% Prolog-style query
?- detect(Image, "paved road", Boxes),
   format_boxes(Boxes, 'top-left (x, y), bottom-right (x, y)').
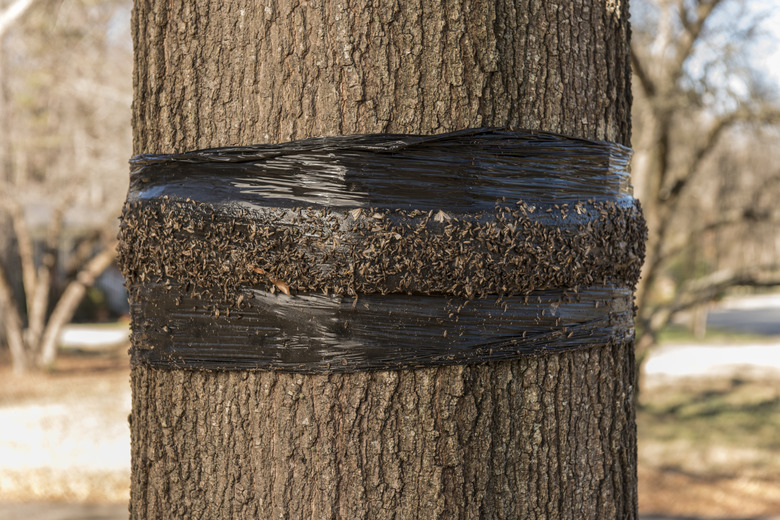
top-left (644, 294), bottom-right (780, 383)
top-left (708, 305), bottom-right (780, 336)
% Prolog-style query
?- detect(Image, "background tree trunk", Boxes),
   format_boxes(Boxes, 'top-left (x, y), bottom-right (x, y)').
top-left (130, 1), bottom-right (635, 518)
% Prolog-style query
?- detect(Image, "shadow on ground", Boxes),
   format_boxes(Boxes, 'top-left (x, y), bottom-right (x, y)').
top-left (0, 502), bottom-right (127, 520)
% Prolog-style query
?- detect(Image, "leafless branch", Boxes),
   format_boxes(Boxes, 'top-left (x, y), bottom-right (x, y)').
top-left (662, 107), bottom-right (780, 208)
top-left (659, 110), bottom-right (741, 203)
top-left (658, 214), bottom-right (780, 266)
top-left (639, 265), bottom-right (780, 354)
top-left (673, 266), bottom-right (780, 314)
top-left (7, 200), bottom-right (37, 319)
top-left (669, 0), bottom-right (725, 86)
top-left (677, 0), bottom-right (693, 33)
top-left (38, 241), bottom-right (118, 367)
top-left (26, 200), bottom-right (70, 352)
top-left (630, 47), bottom-right (656, 98)
top-left (0, 261), bottom-right (28, 372)
top-left (0, 0), bottom-right (36, 39)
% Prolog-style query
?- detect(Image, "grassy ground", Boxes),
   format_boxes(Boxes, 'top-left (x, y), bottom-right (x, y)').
top-left (657, 323), bottom-right (776, 345)
top-left (637, 377), bottom-right (780, 517)
top-left (1, 346), bottom-right (779, 517)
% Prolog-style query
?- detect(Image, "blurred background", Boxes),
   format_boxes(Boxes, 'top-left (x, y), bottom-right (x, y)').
top-left (0, 0), bottom-right (779, 518)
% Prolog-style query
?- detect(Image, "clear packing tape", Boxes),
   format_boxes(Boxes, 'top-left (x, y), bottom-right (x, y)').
top-left (119, 128), bottom-right (647, 372)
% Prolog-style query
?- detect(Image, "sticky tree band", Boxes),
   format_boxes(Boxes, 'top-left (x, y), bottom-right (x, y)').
top-left (118, 128), bottom-right (646, 372)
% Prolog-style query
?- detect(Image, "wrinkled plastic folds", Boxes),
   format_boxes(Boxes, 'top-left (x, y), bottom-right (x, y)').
top-left (130, 128), bottom-right (634, 211)
top-left (131, 284), bottom-right (634, 372)
top-left (119, 128), bottom-right (646, 372)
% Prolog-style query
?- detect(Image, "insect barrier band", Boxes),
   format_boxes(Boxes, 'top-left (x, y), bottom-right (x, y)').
top-left (118, 128), bottom-right (647, 372)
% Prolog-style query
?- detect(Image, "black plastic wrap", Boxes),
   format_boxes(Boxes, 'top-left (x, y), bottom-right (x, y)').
top-left (132, 285), bottom-right (634, 372)
top-left (129, 128), bottom-right (634, 211)
top-left (119, 128), bottom-right (647, 372)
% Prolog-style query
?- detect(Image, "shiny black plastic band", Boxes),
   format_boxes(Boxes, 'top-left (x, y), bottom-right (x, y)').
top-left (130, 284), bottom-right (634, 372)
top-left (129, 128), bottom-right (633, 210)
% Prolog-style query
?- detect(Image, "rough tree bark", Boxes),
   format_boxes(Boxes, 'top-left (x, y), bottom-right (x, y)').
top-left (130, 1), bottom-right (635, 518)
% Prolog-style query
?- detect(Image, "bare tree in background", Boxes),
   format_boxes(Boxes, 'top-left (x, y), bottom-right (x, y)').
top-left (0, 0), bottom-right (131, 372)
top-left (631, 0), bottom-right (780, 374)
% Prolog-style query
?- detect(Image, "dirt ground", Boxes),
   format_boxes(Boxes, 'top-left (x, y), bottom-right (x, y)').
top-left (637, 376), bottom-right (780, 518)
top-left (1, 350), bottom-right (779, 518)
top-left (639, 465), bottom-right (780, 518)
top-left (0, 351), bottom-right (131, 504)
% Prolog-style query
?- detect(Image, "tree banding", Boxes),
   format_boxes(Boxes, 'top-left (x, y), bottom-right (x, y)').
top-left (120, 131), bottom-right (645, 371)
top-left (123, 1), bottom-right (643, 518)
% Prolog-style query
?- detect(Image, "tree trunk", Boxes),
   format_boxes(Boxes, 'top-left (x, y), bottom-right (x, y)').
top-left (0, 265), bottom-right (28, 373)
top-left (130, 1), bottom-right (635, 518)
top-left (37, 245), bottom-right (118, 368)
